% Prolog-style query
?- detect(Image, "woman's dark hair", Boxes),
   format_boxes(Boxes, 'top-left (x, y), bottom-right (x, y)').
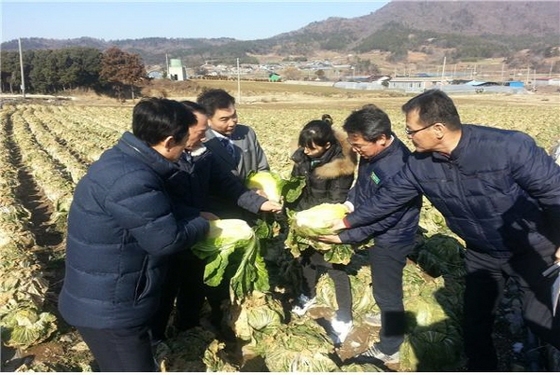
top-left (298, 114), bottom-right (337, 149)
top-left (132, 97), bottom-right (196, 146)
top-left (401, 89), bottom-right (462, 130)
top-left (343, 104), bottom-right (392, 142)
top-left (196, 88), bottom-right (235, 117)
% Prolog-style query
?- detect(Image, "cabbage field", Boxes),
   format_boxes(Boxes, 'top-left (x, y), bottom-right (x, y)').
top-left (1, 91), bottom-right (559, 371)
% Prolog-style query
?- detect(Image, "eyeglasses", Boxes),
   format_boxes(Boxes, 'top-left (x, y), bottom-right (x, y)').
top-left (405, 122), bottom-right (438, 136)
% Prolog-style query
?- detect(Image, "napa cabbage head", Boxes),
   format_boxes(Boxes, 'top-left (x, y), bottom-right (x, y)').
top-left (293, 203), bottom-right (349, 237)
top-left (192, 219), bottom-right (255, 286)
top-left (246, 171), bottom-right (283, 203)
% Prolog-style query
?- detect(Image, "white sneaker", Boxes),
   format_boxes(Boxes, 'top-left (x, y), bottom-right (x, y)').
top-left (330, 317), bottom-right (353, 345)
top-left (292, 294), bottom-right (316, 316)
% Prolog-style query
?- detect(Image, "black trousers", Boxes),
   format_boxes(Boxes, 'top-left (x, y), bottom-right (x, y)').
top-left (369, 242), bottom-right (413, 355)
top-left (151, 250), bottom-right (206, 340)
top-left (463, 247), bottom-right (560, 371)
top-left (77, 324), bottom-right (159, 372)
top-left (300, 248), bottom-right (353, 322)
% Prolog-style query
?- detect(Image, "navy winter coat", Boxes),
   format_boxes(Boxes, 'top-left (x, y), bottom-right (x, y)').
top-left (339, 135), bottom-right (421, 246)
top-left (58, 132), bottom-right (209, 330)
top-left (345, 125), bottom-right (560, 255)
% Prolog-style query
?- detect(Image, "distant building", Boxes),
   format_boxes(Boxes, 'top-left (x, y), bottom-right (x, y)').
top-left (168, 58), bottom-right (187, 81)
top-left (147, 70), bottom-right (163, 79)
top-left (387, 77), bottom-right (435, 93)
top-left (268, 73), bottom-right (281, 82)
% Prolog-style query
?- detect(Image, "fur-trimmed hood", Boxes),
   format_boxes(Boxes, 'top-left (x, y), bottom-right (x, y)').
top-left (291, 129), bottom-right (357, 179)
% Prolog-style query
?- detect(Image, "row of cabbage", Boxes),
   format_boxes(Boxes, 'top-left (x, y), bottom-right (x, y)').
top-left (0, 107), bottom-right (58, 351)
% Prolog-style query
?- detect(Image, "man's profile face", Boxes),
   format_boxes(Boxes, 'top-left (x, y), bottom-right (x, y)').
top-left (208, 104), bottom-right (238, 136)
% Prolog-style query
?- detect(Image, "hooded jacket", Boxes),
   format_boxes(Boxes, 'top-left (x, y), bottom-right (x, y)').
top-left (58, 132), bottom-right (209, 330)
top-left (288, 130), bottom-right (357, 211)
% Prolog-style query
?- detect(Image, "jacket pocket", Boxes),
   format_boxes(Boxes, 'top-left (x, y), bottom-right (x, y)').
top-left (133, 257), bottom-right (151, 305)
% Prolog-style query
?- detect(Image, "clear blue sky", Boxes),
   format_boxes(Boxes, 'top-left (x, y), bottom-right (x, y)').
top-left (1, 1), bottom-right (389, 42)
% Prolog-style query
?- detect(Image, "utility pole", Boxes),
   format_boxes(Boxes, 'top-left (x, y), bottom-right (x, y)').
top-left (236, 58), bottom-right (241, 104)
top-left (18, 38), bottom-right (26, 98)
top-left (441, 56), bottom-right (446, 83)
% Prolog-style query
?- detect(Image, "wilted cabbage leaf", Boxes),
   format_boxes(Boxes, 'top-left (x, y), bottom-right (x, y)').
top-left (1, 308), bottom-right (57, 349)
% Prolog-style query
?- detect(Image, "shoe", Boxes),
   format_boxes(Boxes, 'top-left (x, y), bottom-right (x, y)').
top-left (330, 318), bottom-right (353, 345)
top-left (364, 313), bottom-right (382, 327)
top-left (354, 343), bottom-right (400, 365)
top-left (292, 294), bottom-right (316, 316)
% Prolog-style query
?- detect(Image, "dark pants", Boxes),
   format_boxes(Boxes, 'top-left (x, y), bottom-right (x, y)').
top-left (463, 248), bottom-right (560, 371)
top-left (300, 248), bottom-right (353, 322)
top-left (151, 250), bottom-right (206, 340)
top-left (77, 325), bottom-right (159, 372)
top-left (369, 242), bottom-right (413, 355)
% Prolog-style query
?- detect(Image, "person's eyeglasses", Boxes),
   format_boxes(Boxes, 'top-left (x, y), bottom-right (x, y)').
top-left (405, 122), bottom-right (438, 136)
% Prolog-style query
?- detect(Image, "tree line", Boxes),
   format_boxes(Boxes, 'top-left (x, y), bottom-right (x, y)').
top-left (0, 47), bottom-right (147, 99)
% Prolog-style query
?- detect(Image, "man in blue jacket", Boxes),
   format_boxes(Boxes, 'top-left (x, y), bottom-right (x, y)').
top-left (329, 89), bottom-right (560, 371)
top-left (58, 98), bottom-right (213, 371)
top-left (320, 104), bottom-right (421, 365)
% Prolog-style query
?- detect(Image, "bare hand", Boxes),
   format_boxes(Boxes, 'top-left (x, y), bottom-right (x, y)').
top-left (556, 246), bottom-right (560, 263)
top-left (328, 218), bottom-right (347, 232)
top-left (254, 189), bottom-right (269, 199)
top-left (260, 200), bottom-right (283, 213)
top-left (200, 211), bottom-right (220, 221)
top-left (317, 234), bottom-right (342, 243)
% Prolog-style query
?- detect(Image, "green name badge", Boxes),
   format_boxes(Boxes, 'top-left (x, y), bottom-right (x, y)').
top-left (370, 171), bottom-right (381, 184)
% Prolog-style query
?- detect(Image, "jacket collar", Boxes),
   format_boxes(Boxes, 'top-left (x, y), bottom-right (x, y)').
top-left (117, 131), bottom-right (179, 178)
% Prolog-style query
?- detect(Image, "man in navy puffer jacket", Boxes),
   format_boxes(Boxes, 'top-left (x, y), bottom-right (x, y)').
top-left (58, 98), bottom-right (211, 371)
top-left (319, 104), bottom-right (421, 364)
top-left (329, 89), bottom-right (560, 371)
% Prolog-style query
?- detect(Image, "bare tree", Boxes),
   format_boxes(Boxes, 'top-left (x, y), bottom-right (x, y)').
top-left (100, 47), bottom-right (147, 100)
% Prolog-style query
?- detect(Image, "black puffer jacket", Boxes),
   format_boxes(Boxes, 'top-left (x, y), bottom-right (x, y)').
top-left (288, 131), bottom-right (357, 211)
top-left (167, 148), bottom-right (267, 219)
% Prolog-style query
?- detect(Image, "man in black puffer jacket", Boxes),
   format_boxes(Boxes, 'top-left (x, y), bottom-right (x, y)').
top-left (58, 98), bottom-right (211, 372)
top-left (329, 89), bottom-right (560, 371)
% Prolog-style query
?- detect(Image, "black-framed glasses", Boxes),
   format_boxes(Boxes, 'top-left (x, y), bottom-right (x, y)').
top-left (405, 122), bottom-right (438, 136)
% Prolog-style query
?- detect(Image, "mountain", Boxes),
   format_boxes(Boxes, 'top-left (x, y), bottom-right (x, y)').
top-left (292, 1), bottom-right (559, 40)
top-left (2, 1), bottom-right (558, 67)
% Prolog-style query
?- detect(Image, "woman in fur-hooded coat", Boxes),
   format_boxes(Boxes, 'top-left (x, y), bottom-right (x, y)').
top-left (289, 129), bottom-right (357, 211)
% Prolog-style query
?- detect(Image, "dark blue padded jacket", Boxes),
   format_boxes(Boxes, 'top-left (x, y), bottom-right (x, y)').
top-left (339, 135), bottom-right (421, 246)
top-left (58, 132), bottom-right (209, 330)
top-left (345, 125), bottom-right (560, 255)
